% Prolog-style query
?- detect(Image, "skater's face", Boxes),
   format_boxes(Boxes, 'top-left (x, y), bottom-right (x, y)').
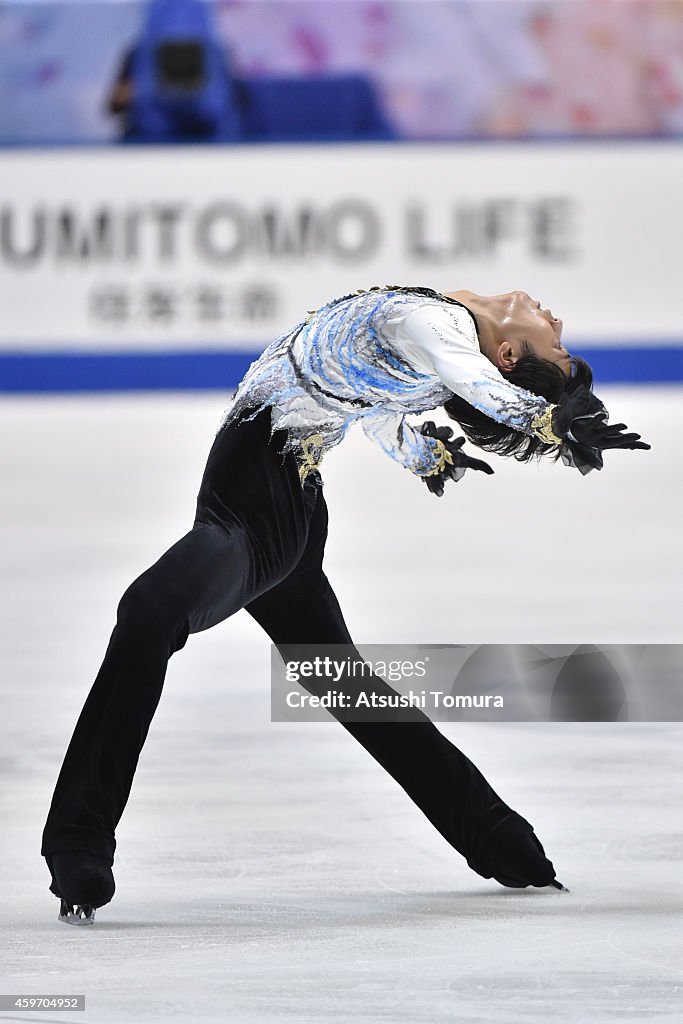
top-left (496, 291), bottom-right (571, 376)
top-left (450, 289), bottom-right (572, 378)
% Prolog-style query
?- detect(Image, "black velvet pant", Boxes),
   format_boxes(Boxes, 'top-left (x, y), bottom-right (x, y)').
top-left (41, 410), bottom-right (519, 879)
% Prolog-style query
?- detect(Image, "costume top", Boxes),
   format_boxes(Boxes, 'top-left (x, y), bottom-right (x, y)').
top-left (219, 286), bottom-right (555, 481)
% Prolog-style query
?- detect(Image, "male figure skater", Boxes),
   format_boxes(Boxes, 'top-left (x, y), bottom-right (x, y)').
top-left (42, 286), bottom-right (649, 923)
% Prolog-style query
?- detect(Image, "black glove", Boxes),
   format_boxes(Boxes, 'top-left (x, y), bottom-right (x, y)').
top-left (551, 386), bottom-right (651, 475)
top-left (420, 421), bottom-right (494, 497)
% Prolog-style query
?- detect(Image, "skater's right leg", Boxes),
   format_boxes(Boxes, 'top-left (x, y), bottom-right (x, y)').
top-left (247, 489), bottom-right (559, 889)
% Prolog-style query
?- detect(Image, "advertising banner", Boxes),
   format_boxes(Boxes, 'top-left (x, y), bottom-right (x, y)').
top-left (2, 143), bottom-right (682, 354)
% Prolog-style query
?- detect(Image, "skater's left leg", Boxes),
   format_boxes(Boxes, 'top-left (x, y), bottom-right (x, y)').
top-left (246, 491), bottom-right (558, 888)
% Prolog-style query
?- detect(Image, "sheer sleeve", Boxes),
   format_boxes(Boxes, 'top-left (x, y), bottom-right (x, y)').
top-left (361, 410), bottom-right (448, 476)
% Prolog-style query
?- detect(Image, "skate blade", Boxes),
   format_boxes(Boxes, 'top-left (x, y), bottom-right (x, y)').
top-left (59, 899), bottom-right (96, 925)
top-left (550, 879), bottom-right (570, 893)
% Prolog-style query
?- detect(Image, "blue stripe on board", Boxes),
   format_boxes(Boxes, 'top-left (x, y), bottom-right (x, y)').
top-left (0, 346), bottom-right (681, 393)
top-left (577, 346), bottom-right (683, 384)
top-left (0, 350), bottom-right (257, 393)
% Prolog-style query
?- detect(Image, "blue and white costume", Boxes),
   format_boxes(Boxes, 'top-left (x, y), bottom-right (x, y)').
top-left (221, 286), bottom-right (554, 480)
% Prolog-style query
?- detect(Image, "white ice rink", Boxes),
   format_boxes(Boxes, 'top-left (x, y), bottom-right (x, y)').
top-left (1, 388), bottom-right (682, 1024)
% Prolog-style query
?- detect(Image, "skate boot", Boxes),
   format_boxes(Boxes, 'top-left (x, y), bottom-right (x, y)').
top-left (470, 812), bottom-right (569, 891)
top-left (47, 851), bottom-right (116, 925)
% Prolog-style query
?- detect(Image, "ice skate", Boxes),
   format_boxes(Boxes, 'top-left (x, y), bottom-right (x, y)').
top-left (471, 812), bottom-right (567, 891)
top-left (47, 851), bottom-right (115, 926)
top-left (58, 900), bottom-right (98, 926)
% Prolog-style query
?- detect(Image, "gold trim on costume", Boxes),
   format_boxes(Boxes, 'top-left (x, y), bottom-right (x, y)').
top-left (531, 405), bottom-right (562, 445)
top-left (420, 439), bottom-right (454, 477)
top-left (299, 433), bottom-right (325, 482)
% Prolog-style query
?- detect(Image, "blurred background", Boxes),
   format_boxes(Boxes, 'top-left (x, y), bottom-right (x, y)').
top-left (4, 0), bottom-right (683, 144)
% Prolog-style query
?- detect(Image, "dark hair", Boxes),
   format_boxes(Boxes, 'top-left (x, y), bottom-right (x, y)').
top-left (443, 352), bottom-right (594, 463)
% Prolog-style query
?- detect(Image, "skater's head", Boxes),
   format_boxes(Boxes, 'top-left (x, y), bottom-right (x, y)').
top-left (443, 289), bottom-right (594, 463)
top-left (447, 289), bottom-right (572, 377)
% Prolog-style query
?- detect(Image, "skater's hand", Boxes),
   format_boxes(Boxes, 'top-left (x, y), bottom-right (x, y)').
top-left (551, 387), bottom-right (651, 475)
top-left (420, 421), bottom-right (494, 497)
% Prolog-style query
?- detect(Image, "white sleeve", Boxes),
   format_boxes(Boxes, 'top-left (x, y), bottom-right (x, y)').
top-left (395, 303), bottom-right (554, 438)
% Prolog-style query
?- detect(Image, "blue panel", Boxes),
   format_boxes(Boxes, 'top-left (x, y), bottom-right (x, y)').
top-left (0, 345), bottom-right (681, 393)
top-left (0, 350), bottom-right (257, 392)
top-left (576, 346), bottom-right (683, 384)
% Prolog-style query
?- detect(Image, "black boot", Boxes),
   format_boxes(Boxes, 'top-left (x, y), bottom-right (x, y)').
top-left (47, 851), bottom-right (115, 924)
top-left (470, 812), bottom-right (560, 889)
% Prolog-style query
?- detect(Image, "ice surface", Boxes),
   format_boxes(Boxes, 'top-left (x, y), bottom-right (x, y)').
top-left (1, 390), bottom-right (681, 1023)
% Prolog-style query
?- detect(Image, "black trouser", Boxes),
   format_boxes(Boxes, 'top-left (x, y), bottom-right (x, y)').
top-left (42, 410), bottom-right (516, 877)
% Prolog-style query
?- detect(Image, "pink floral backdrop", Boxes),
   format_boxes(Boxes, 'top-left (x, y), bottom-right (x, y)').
top-left (2, 0), bottom-right (683, 142)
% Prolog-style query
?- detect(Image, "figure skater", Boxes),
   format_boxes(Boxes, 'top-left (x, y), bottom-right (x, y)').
top-left (42, 285), bottom-right (649, 923)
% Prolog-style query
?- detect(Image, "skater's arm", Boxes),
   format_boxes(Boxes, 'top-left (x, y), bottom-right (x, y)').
top-left (397, 304), bottom-right (556, 441)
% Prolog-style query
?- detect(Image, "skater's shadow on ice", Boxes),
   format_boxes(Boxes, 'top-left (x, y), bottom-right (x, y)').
top-left (84, 888), bottom-right (571, 931)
